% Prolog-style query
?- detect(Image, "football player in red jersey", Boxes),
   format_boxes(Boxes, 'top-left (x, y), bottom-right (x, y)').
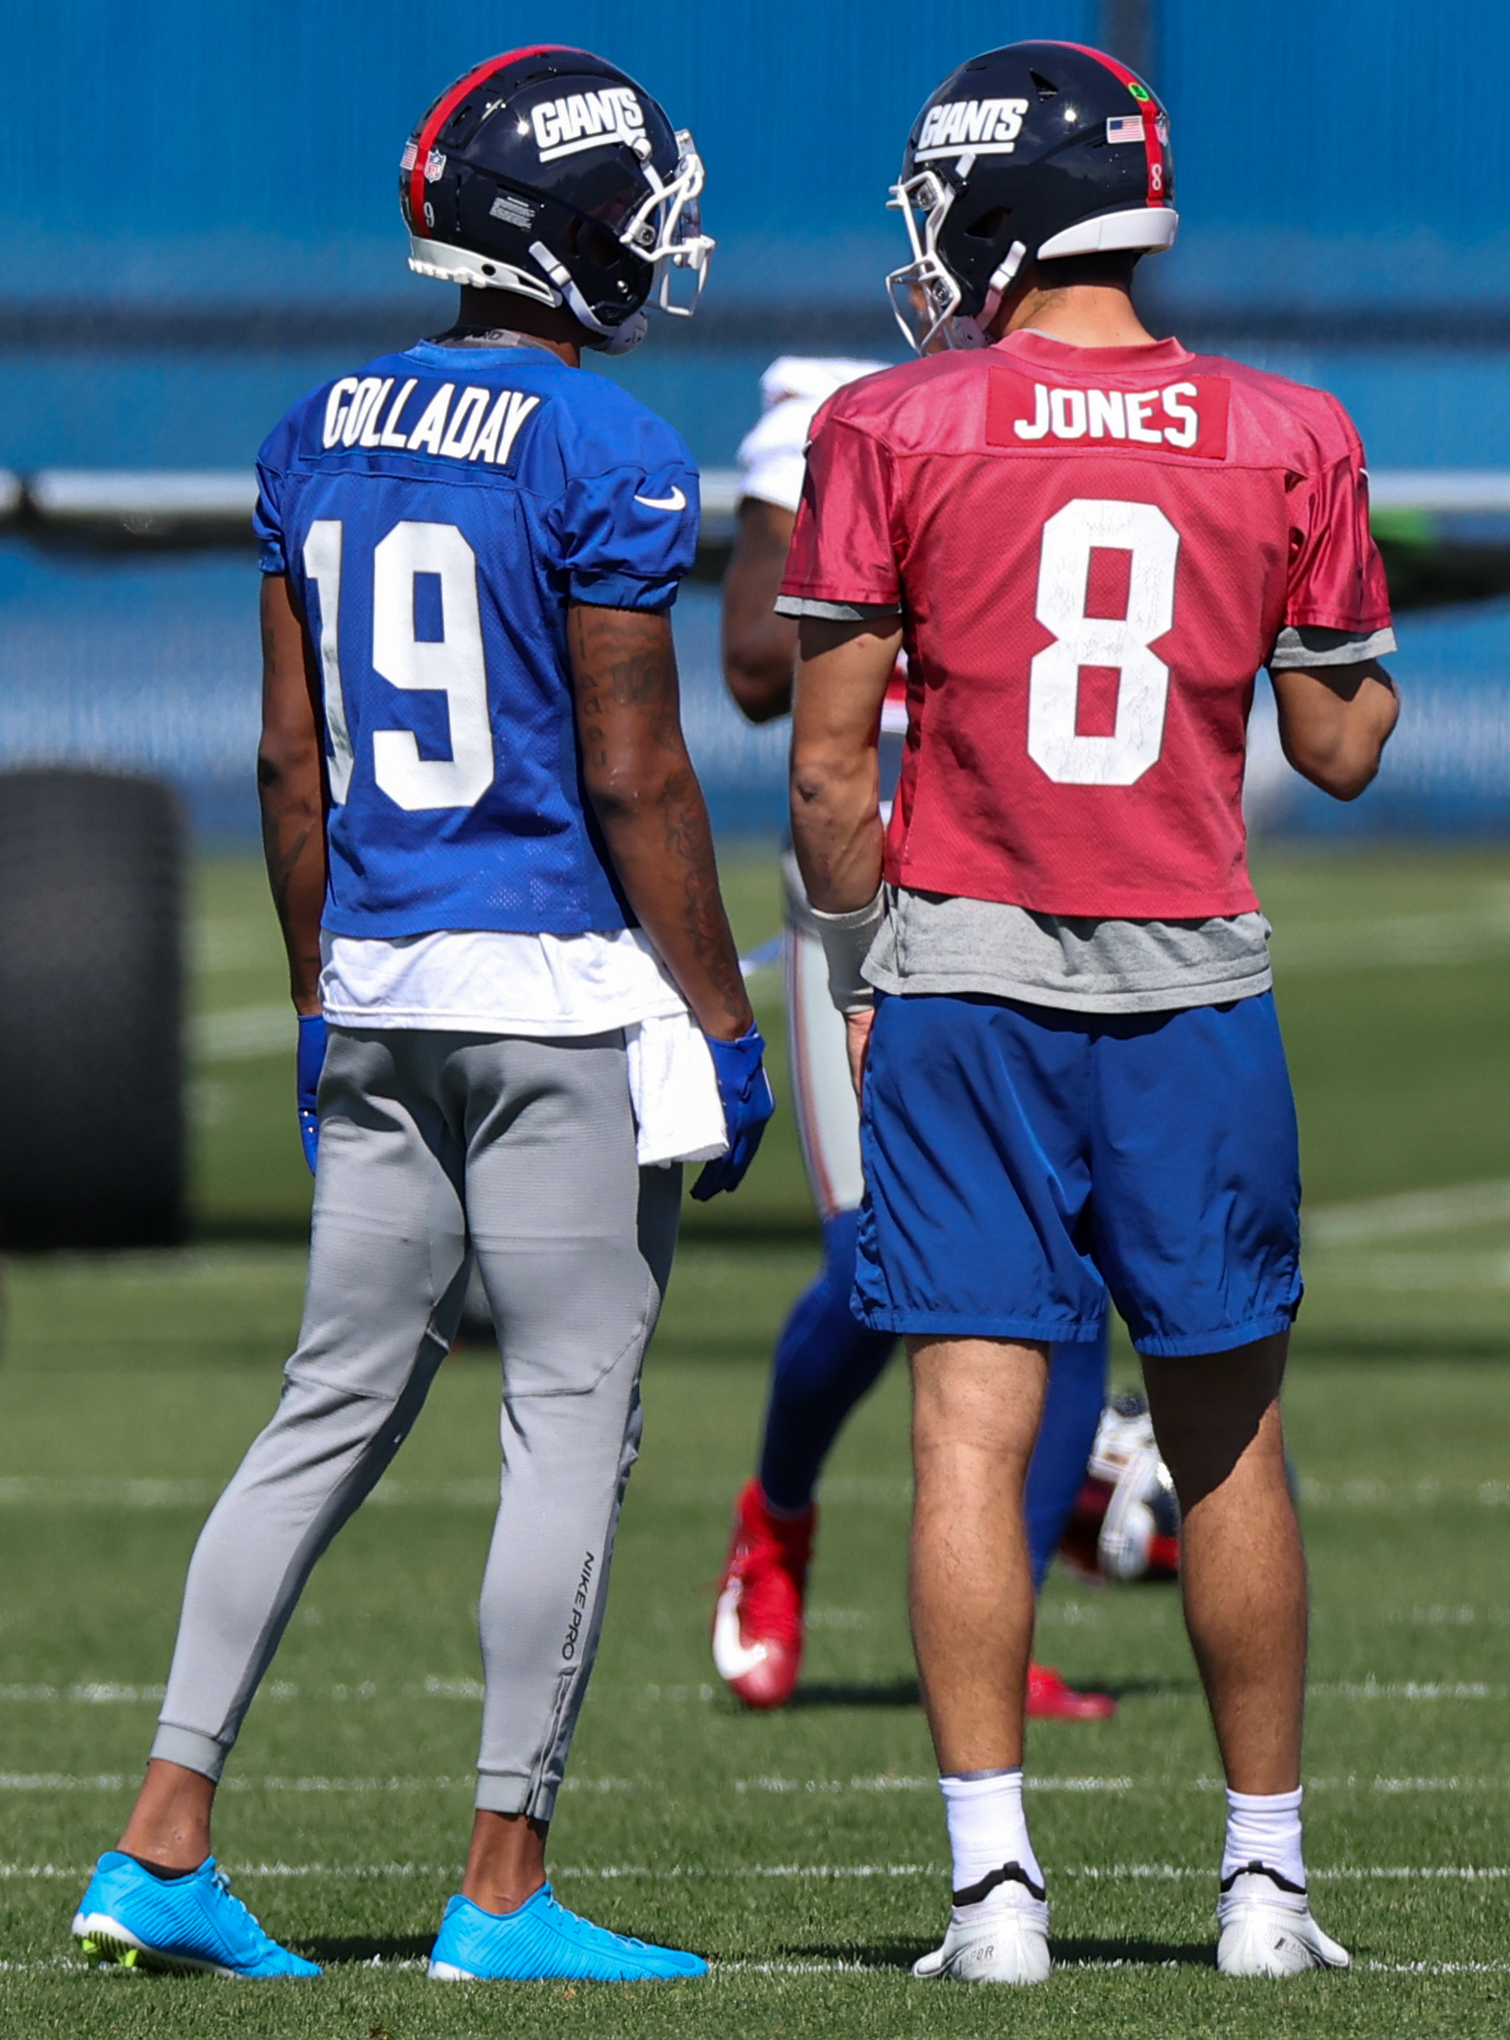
top-left (784, 42), bottom-right (1397, 1985)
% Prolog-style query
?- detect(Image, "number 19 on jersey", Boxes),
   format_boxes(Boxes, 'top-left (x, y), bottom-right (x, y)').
top-left (302, 517), bottom-right (496, 812)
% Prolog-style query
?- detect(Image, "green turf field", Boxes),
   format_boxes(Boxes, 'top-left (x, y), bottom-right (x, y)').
top-left (0, 844), bottom-right (1507, 2035)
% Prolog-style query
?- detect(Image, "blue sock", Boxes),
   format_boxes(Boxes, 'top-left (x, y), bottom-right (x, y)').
top-left (1024, 1323), bottom-right (1110, 1591)
top-left (757, 1208), bottom-right (897, 1513)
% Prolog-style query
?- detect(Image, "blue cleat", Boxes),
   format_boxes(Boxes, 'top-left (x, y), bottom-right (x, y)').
top-left (428, 1885), bottom-right (707, 1982)
top-left (72, 1851), bottom-right (320, 1978)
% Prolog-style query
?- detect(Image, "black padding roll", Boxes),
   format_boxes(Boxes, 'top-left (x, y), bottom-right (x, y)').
top-left (0, 768), bottom-right (185, 1249)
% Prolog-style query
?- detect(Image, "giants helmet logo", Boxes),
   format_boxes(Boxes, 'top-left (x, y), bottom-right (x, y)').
top-left (914, 97), bottom-right (1030, 160)
top-left (531, 87), bottom-right (646, 162)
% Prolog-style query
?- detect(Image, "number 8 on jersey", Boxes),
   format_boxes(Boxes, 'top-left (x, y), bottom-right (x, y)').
top-left (1028, 497), bottom-right (1179, 788)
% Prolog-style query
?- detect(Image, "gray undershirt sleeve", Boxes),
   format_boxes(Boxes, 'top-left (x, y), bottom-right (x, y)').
top-left (1268, 623), bottom-right (1396, 668)
top-left (773, 595), bottom-right (904, 622)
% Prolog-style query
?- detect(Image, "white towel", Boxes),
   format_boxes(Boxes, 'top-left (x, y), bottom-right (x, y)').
top-left (624, 1013), bottom-right (728, 1168)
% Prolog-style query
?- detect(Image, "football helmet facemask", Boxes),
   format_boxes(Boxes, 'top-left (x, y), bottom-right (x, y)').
top-left (401, 46), bottom-right (713, 355)
top-left (887, 40), bottom-right (1177, 353)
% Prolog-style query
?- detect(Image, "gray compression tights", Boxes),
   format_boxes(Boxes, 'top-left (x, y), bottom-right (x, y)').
top-left (151, 1027), bottom-right (679, 1820)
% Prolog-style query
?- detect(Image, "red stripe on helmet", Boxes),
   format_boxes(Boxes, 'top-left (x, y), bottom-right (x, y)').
top-left (407, 44), bottom-right (579, 231)
top-left (1055, 40), bottom-right (1169, 207)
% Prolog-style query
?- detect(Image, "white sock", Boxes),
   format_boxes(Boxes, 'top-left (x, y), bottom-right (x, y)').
top-left (1221, 1786), bottom-right (1306, 1890)
top-left (940, 1770), bottom-right (1043, 1904)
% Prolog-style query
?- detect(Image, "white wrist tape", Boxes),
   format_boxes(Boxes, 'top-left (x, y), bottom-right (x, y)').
top-left (809, 887), bottom-right (885, 1015)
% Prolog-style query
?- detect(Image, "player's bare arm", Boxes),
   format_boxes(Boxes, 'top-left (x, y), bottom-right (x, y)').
top-left (1271, 658), bottom-right (1399, 799)
top-left (721, 498), bottom-right (798, 723)
top-left (790, 615), bottom-right (901, 1088)
top-left (789, 615), bottom-right (900, 911)
top-left (568, 600), bottom-right (754, 1042)
top-left (256, 572), bottom-right (327, 1016)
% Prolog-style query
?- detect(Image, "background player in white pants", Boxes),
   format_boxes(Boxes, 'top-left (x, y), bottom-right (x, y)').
top-left (711, 358), bottom-right (1114, 1719)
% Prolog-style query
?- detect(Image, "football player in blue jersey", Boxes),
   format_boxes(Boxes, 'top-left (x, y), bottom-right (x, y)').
top-left (72, 48), bottom-right (769, 1986)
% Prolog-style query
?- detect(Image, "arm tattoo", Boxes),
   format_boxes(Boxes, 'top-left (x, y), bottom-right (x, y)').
top-left (569, 602), bottom-right (750, 1032)
top-left (655, 766), bottom-right (747, 1014)
top-left (569, 606), bottom-right (683, 773)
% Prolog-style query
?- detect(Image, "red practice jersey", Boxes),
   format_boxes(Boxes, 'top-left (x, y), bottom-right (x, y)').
top-left (780, 330), bottom-right (1392, 919)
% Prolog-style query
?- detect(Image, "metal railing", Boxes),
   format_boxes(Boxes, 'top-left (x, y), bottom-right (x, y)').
top-left (5, 466), bottom-right (1510, 550)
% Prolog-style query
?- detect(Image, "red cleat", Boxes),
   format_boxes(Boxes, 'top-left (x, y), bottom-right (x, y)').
top-left (710, 1479), bottom-right (815, 1709)
top-left (1028, 1661), bottom-right (1117, 1721)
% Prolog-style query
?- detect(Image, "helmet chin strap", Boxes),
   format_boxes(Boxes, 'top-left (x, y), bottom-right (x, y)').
top-left (588, 311), bottom-right (648, 357)
top-left (527, 241), bottom-right (649, 355)
top-left (942, 317), bottom-right (990, 350)
top-left (948, 239), bottom-right (1030, 349)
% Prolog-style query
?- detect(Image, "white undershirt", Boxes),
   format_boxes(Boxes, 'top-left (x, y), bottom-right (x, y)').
top-left (319, 928), bottom-right (726, 1169)
top-left (739, 359), bottom-right (909, 754)
top-left (737, 355), bottom-right (890, 521)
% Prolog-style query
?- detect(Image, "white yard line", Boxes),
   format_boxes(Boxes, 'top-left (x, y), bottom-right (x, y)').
top-left (1305, 1177), bottom-right (1510, 1245)
top-left (1272, 904), bottom-right (1510, 975)
top-left (193, 920), bottom-right (285, 975)
top-left (0, 1862), bottom-right (459, 1879)
top-left (734, 1774), bottom-right (1134, 1794)
top-left (721, 1955), bottom-right (1510, 1974)
top-left (719, 1958), bottom-right (873, 1974)
top-left (0, 1670), bottom-right (1495, 1708)
top-left (733, 1955), bottom-right (1510, 1973)
top-left (0, 1958), bottom-right (94, 1972)
top-left (1052, 1865), bottom-right (1510, 1882)
top-left (192, 1003), bottom-right (295, 1062)
top-left (6, 1768), bottom-right (1508, 1795)
top-left (1306, 1248), bottom-right (1510, 1291)
top-left (13, 1861), bottom-right (1510, 1881)
top-left (1301, 1479), bottom-right (1510, 1507)
top-left (1363, 1961), bottom-right (1510, 1974)
top-left (0, 1479), bottom-right (218, 1509)
top-left (725, 1953), bottom-right (1510, 1976)
top-left (5, 1468), bottom-right (1507, 1511)
top-left (0, 1476), bottom-right (499, 1509)
top-left (19, 1951), bottom-right (1510, 1978)
top-left (1309, 1681), bottom-right (1505, 1699)
top-left (1342, 1777), bottom-right (1510, 1791)
top-left (0, 1772), bottom-right (475, 1793)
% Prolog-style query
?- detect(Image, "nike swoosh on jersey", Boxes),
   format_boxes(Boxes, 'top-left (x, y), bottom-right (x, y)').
top-left (633, 486), bottom-right (687, 511)
top-left (711, 1581), bottom-right (770, 1681)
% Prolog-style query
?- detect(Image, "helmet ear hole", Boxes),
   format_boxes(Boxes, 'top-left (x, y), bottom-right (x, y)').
top-left (565, 217), bottom-right (621, 270)
top-left (965, 205), bottom-right (1012, 241)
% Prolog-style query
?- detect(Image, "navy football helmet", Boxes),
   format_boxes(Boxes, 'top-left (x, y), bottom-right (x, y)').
top-left (887, 40), bottom-right (1177, 351)
top-left (401, 46), bottom-right (712, 354)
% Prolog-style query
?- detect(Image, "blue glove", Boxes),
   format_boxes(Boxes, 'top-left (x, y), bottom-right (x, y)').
top-left (296, 1013), bottom-right (327, 1176)
top-left (692, 1024), bottom-right (776, 1202)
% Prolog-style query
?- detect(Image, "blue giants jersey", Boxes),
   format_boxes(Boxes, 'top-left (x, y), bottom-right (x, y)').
top-left (254, 340), bottom-right (699, 938)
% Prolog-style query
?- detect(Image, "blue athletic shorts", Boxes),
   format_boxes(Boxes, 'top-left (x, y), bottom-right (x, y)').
top-left (853, 991), bottom-right (1301, 1358)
